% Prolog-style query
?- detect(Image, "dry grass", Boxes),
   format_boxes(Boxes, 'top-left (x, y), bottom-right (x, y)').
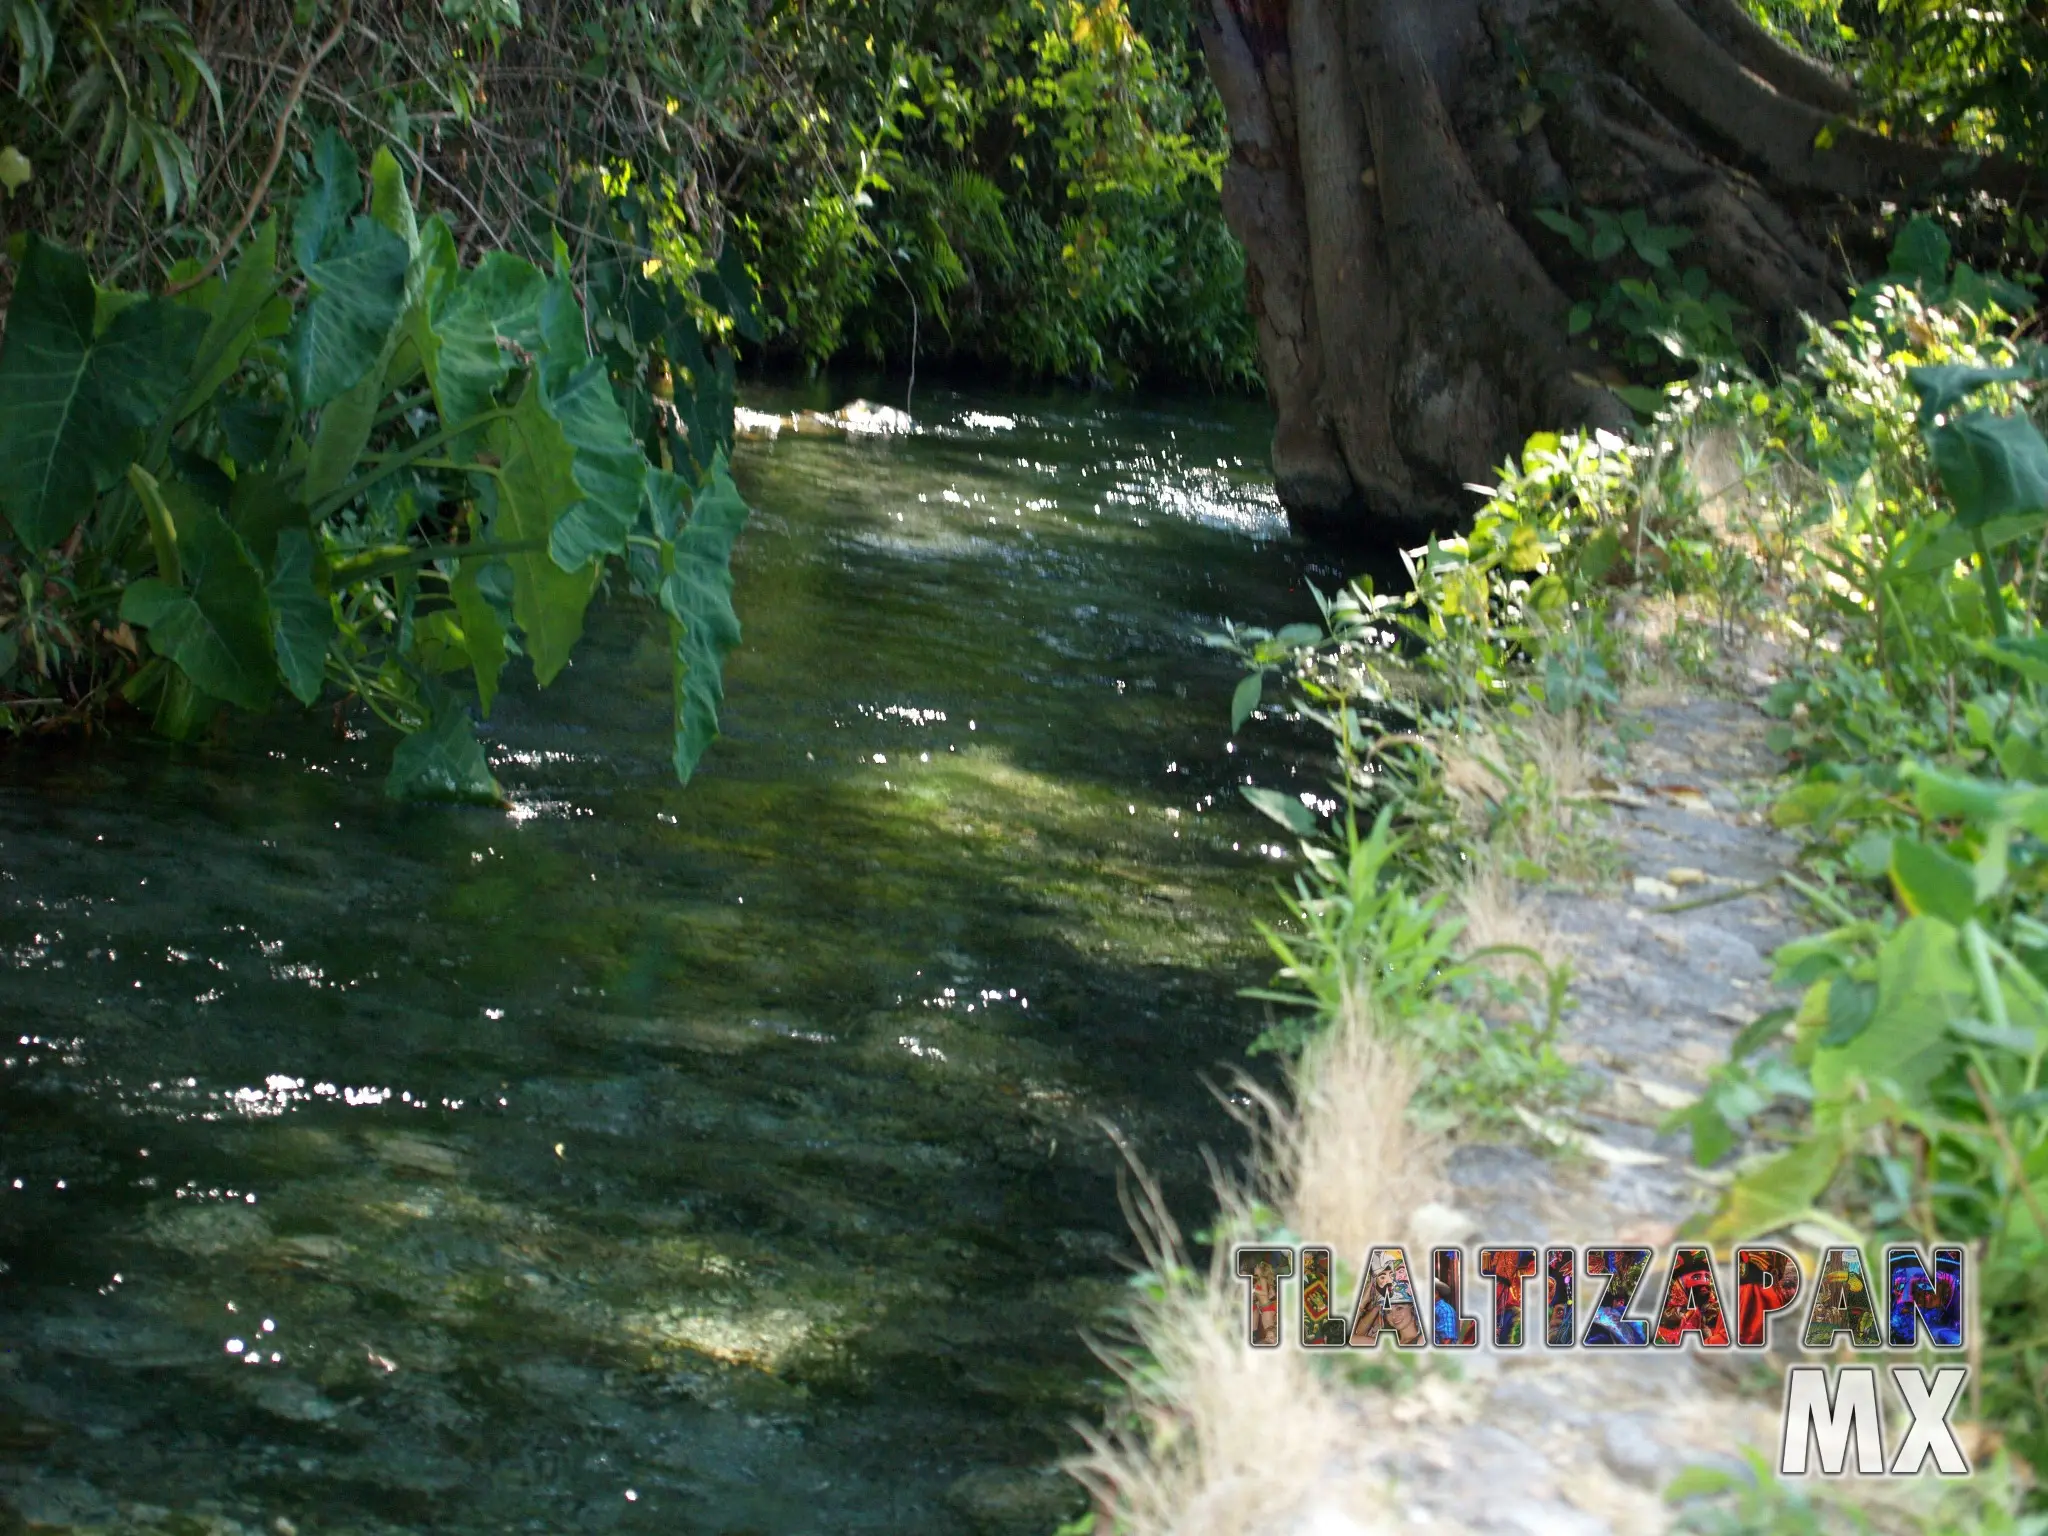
top-left (1065, 1000), bottom-right (1432, 1535)
top-left (1434, 710), bottom-right (1609, 884)
top-left (1455, 854), bottom-right (1562, 972)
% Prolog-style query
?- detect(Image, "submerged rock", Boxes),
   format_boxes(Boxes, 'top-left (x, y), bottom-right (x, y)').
top-left (944, 1467), bottom-right (1084, 1533)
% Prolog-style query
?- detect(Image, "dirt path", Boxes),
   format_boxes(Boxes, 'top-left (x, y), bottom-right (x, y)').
top-left (1318, 691), bottom-right (1812, 1534)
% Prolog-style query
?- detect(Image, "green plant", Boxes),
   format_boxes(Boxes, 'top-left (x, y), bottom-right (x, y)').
top-left (1532, 205), bottom-right (1747, 383)
top-left (0, 0), bottom-right (1255, 394)
top-left (0, 129), bottom-right (753, 799)
top-left (1665, 1448), bottom-right (1867, 1535)
top-left (1626, 218), bottom-right (2048, 1478)
top-left (1207, 586), bottom-right (1585, 1131)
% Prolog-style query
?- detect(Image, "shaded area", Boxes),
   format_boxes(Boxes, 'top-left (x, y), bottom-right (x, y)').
top-left (0, 389), bottom-right (1327, 1535)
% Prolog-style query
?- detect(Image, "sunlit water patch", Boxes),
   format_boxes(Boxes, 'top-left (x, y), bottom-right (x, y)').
top-left (0, 384), bottom-right (1331, 1535)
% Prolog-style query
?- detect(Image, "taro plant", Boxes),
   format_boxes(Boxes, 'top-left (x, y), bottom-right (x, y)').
top-left (0, 129), bottom-right (754, 801)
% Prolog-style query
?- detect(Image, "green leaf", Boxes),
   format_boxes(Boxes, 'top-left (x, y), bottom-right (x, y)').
top-left (1241, 785), bottom-right (1316, 836)
top-left (117, 504), bottom-right (275, 711)
top-left (1927, 409), bottom-right (2048, 529)
top-left (1676, 1099), bottom-right (1735, 1167)
top-left (118, 575), bottom-right (180, 627)
top-left (698, 241), bottom-right (763, 344)
top-left (1811, 916), bottom-right (1969, 1103)
top-left (267, 528), bottom-right (331, 706)
top-left (535, 279), bottom-right (588, 388)
top-left (287, 216), bottom-right (410, 412)
top-left (487, 382), bottom-right (599, 686)
top-left (1889, 836), bottom-right (1979, 923)
top-left (1888, 214), bottom-right (1952, 290)
top-left (368, 146), bottom-right (418, 257)
top-left (1844, 829), bottom-right (1894, 880)
top-left (1976, 634), bottom-right (2048, 687)
top-left (384, 705), bottom-right (501, 805)
top-left (416, 214), bottom-right (460, 308)
top-left (1951, 1016), bottom-right (2040, 1055)
top-left (643, 466), bottom-right (690, 542)
top-left (451, 558), bottom-right (508, 715)
top-left (303, 363), bottom-right (386, 506)
top-left (1949, 264), bottom-right (2036, 318)
top-left (1906, 762), bottom-right (2034, 823)
top-left (181, 217), bottom-right (286, 418)
top-left (662, 459), bottom-right (750, 784)
top-left (1906, 363), bottom-right (2031, 422)
top-left (226, 467), bottom-right (308, 571)
top-left (1729, 1006), bottom-right (1795, 1060)
top-left (1663, 1466), bottom-right (1739, 1503)
top-left (417, 251), bottom-right (546, 430)
top-left (0, 237), bottom-right (204, 550)
top-left (663, 322), bottom-right (737, 480)
top-left (292, 128), bottom-right (359, 272)
top-left (543, 359), bottom-right (647, 570)
top-left (1531, 208), bottom-right (1583, 247)
top-left (1821, 976), bottom-right (1877, 1047)
top-left (1230, 671), bottom-right (1263, 732)
top-left (126, 464), bottom-right (182, 585)
top-left (1704, 1126), bottom-right (1843, 1241)
top-left (2001, 734), bottom-right (2048, 784)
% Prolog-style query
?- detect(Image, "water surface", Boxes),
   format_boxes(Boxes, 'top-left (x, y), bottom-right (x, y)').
top-left (0, 387), bottom-right (1323, 1535)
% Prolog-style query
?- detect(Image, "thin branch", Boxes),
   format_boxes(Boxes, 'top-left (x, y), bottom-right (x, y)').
top-left (166, 0), bottom-right (355, 295)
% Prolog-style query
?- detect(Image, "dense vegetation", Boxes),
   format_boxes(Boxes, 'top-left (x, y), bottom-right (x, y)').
top-left (0, 0), bottom-right (1253, 387)
top-left (1215, 214), bottom-right (2048, 1525)
top-left (1751, 0), bottom-right (2048, 173)
top-left (0, 0), bottom-right (1250, 790)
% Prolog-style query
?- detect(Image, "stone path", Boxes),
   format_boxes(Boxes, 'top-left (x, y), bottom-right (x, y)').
top-left (1312, 690), bottom-right (1816, 1534)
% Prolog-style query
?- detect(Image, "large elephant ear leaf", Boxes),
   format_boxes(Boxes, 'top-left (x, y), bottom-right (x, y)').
top-left (293, 127), bottom-right (360, 272)
top-left (1905, 364), bottom-right (2031, 424)
top-left (368, 145), bottom-right (419, 257)
top-left (287, 216), bottom-right (410, 412)
top-left (545, 359), bottom-right (648, 570)
top-left (268, 528), bottom-right (333, 707)
top-left (116, 502), bottom-right (276, 712)
top-left (0, 236), bottom-right (205, 551)
top-left (1887, 214), bottom-right (1952, 292)
top-left (487, 382), bottom-right (600, 686)
top-left (1929, 409), bottom-right (2048, 529)
top-left (385, 700), bottom-right (502, 805)
top-left (417, 251), bottom-right (547, 429)
top-left (661, 457), bottom-right (750, 784)
top-left (0, 237), bottom-right (98, 550)
top-left (450, 559), bottom-right (509, 716)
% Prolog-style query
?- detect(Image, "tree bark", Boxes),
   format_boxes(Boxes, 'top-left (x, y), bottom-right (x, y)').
top-left (1200, 0), bottom-right (2041, 546)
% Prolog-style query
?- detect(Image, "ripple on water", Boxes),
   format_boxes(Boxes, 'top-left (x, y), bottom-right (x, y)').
top-left (0, 383), bottom-right (1317, 1535)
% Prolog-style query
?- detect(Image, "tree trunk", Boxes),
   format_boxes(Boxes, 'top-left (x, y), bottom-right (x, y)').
top-left (1199, 0), bottom-right (2038, 546)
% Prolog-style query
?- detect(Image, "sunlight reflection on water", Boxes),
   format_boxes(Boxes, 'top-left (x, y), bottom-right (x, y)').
top-left (0, 382), bottom-right (1320, 1536)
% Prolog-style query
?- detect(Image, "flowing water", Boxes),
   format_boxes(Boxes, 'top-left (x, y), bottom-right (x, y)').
top-left (0, 387), bottom-right (1329, 1536)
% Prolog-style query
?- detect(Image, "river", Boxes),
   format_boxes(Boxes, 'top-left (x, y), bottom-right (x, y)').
top-left (0, 386), bottom-right (1327, 1535)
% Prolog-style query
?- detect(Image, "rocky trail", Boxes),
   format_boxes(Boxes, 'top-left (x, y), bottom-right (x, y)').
top-left (1325, 687), bottom-right (1814, 1534)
